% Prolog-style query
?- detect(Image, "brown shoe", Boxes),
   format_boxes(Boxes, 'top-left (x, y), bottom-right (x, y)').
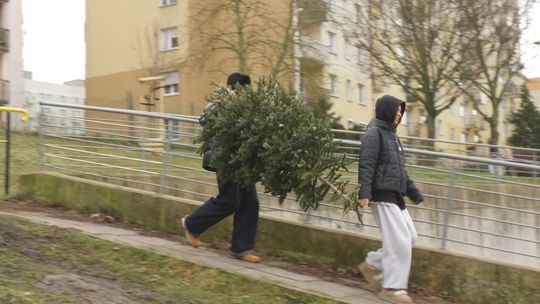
top-left (179, 216), bottom-right (200, 248)
top-left (378, 289), bottom-right (414, 304)
top-left (358, 262), bottom-right (383, 292)
top-left (229, 253), bottom-right (261, 263)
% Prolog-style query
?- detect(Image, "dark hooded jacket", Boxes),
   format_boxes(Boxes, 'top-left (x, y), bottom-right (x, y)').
top-left (358, 95), bottom-right (423, 209)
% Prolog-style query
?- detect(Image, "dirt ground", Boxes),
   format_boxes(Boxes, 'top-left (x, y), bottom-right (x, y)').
top-left (0, 200), bottom-right (456, 304)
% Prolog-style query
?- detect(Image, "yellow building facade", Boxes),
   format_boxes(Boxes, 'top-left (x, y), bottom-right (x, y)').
top-left (86, 0), bottom-right (375, 128)
top-left (86, 0), bottom-right (522, 151)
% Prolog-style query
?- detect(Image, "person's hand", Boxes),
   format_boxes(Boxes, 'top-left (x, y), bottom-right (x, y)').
top-left (357, 198), bottom-right (370, 208)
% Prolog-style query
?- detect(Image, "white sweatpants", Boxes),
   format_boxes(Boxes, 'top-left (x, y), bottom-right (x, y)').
top-left (365, 202), bottom-right (417, 289)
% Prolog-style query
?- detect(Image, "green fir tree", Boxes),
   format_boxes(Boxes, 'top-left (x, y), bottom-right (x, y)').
top-left (508, 84), bottom-right (540, 149)
top-left (197, 78), bottom-right (362, 223)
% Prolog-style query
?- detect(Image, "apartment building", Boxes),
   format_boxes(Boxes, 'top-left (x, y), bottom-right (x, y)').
top-left (85, 0), bottom-right (374, 129)
top-left (0, 0), bottom-right (25, 129)
top-left (528, 77), bottom-right (540, 108)
top-left (22, 71), bottom-right (85, 133)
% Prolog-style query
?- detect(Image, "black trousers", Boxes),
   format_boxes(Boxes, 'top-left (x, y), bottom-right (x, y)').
top-left (185, 177), bottom-right (259, 255)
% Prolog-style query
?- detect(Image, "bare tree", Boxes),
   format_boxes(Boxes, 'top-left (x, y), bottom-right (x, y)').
top-left (349, 0), bottom-right (464, 140)
top-left (188, 0), bottom-right (327, 89)
top-left (453, 0), bottom-right (533, 147)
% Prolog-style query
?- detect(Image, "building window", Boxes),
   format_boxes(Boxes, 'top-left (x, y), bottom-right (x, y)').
top-left (459, 103), bottom-right (465, 117)
top-left (160, 27), bottom-right (178, 51)
top-left (473, 135), bottom-right (480, 143)
top-left (161, 71), bottom-right (180, 96)
top-left (355, 4), bottom-right (361, 24)
top-left (327, 0), bottom-right (335, 12)
top-left (450, 128), bottom-right (456, 141)
top-left (357, 83), bottom-right (365, 104)
top-left (461, 132), bottom-right (468, 143)
top-left (346, 80), bottom-right (352, 101)
top-left (356, 46), bottom-right (363, 64)
top-left (327, 31), bottom-right (336, 54)
top-left (344, 39), bottom-right (351, 60)
top-left (347, 119), bottom-right (355, 129)
top-left (159, 0), bottom-right (177, 6)
top-left (329, 74), bottom-right (338, 97)
top-left (437, 119), bottom-right (444, 136)
top-left (383, 73), bottom-right (390, 86)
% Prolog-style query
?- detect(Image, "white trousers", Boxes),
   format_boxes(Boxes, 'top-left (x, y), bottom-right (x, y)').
top-left (365, 202), bottom-right (417, 289)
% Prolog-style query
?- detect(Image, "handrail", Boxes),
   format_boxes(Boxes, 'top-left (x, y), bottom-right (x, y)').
top-left (39, 102), bottom-right (198, 123)
top-left (0, 107), bottom-right (29, 122)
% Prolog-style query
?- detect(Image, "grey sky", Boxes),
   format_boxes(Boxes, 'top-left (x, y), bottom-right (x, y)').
top-left (22, 0), bottom-right (540, 84)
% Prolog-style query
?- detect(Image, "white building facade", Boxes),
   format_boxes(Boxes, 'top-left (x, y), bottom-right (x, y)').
top-left (23, 73), bottom-right (85, 134)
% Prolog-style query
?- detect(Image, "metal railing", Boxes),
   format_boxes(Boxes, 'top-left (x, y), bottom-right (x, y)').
top-left (38, 102), bottom-right (540, 268)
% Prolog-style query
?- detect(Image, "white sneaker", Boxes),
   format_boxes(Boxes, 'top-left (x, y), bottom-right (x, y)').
top-left (358, 262), bottom-right (383, 292)
top-left (378, 289), bottom-right (414, 304)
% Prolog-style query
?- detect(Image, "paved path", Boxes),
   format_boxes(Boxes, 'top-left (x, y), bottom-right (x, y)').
top-left (0, 210), bottom-right (386, 304)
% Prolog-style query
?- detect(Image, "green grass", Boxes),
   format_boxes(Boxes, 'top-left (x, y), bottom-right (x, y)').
top-left (0, 214), bottom-right (339, 304)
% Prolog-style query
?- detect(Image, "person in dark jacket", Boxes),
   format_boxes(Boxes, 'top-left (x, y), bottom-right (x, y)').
top-left (179, 72), bottom-right (261, 263)
top-left (357, 95), bottom-right (423, 304)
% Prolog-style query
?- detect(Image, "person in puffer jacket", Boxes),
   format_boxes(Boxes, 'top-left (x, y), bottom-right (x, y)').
top-left (356, 95), bottom-right (424, 304)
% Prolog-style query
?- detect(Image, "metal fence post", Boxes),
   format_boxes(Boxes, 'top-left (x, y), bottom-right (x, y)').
top-left (533, 151), bottom-right (537, 179)
top-left (159, 119), bottom-right (172, 194)
top-left (38, 108), bottom-right (44, 171)
top-left (4, 112), bottom-right (10, 196)
top-left (441, 160), bottom-right (457, 250)
top-left (140, 117), bottom-right (146, 172)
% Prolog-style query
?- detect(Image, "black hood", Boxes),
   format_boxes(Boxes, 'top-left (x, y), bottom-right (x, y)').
top-left (375, 95), bottom-right (406, 124)
top-left (227, 72), bottom-right (251, 90)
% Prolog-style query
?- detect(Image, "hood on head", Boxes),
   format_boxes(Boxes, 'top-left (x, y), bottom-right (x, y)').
top-left (227, 72), bottom-right (251, 91)
top-left (375, 95), bottom-right (406, 124)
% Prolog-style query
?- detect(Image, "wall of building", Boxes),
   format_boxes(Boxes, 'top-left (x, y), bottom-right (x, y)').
top-left (23, 78), bottom-right (85, 133)
top-left (1, 0), bottom-right (25, 129)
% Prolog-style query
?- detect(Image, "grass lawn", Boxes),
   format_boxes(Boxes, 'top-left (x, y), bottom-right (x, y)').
top-left (0, 214), bottom-right (339, 304)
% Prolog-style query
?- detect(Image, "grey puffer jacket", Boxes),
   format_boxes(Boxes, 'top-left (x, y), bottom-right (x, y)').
top-left (358, 95), bottom-right (423, 209)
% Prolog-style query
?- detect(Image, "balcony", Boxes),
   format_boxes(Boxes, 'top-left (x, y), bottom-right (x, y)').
top-left (299, 35), bottom-right (328, 67)
top-left (0, 28), bottom-right (9, 52)
top-left (297, 0), bottom-right (328, 25)
top-left (465, 115), bottom-right (484, 130)
top-left (0, 79), bottom-right (9, 105)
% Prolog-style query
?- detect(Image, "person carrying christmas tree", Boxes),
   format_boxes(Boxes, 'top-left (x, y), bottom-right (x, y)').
top-left (179, 72), bottom-right (261, 263)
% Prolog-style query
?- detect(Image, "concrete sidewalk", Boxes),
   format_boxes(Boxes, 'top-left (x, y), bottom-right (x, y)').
top-left (0, 210), bottom-right (386, 304)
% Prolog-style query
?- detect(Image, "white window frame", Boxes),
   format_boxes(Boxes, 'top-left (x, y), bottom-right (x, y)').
top-left (459, 103), bottom-right (465, 117)
top-left (437, 119), bottom-right (444, 136)
top-left (357, 83), bottom-right (365, 105)
top-left (159, 0), bottom-right (177, 7)
top-left (161, 71), bottom-right (180, 96)
top-left (329, 74), bottom-right (338, 97)
top-left (355, 4), bottom-right (361, 24)
top-left (328, 31), bottom-right (336, 54)
top-left (461, 132), bottom-right (468, 143)
top-left (160, 27), bottom-right (178, 51)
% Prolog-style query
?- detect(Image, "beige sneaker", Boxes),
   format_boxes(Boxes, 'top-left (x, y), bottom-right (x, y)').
top-left (229, 253), bottom-right (261, 263)
top-left (178, 216), bottom-right (200, 248)
top-left (378, 289), bottom-right (414, 304)
top-left (358, 262), bottom-right (383, 292)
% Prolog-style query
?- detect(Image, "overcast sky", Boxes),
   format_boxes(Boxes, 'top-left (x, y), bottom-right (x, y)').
top-left (22, 0), bottom-right (540, 84)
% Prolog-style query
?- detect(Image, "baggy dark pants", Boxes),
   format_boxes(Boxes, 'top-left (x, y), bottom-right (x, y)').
top-left (184, 177), bottom-right (259, 255)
